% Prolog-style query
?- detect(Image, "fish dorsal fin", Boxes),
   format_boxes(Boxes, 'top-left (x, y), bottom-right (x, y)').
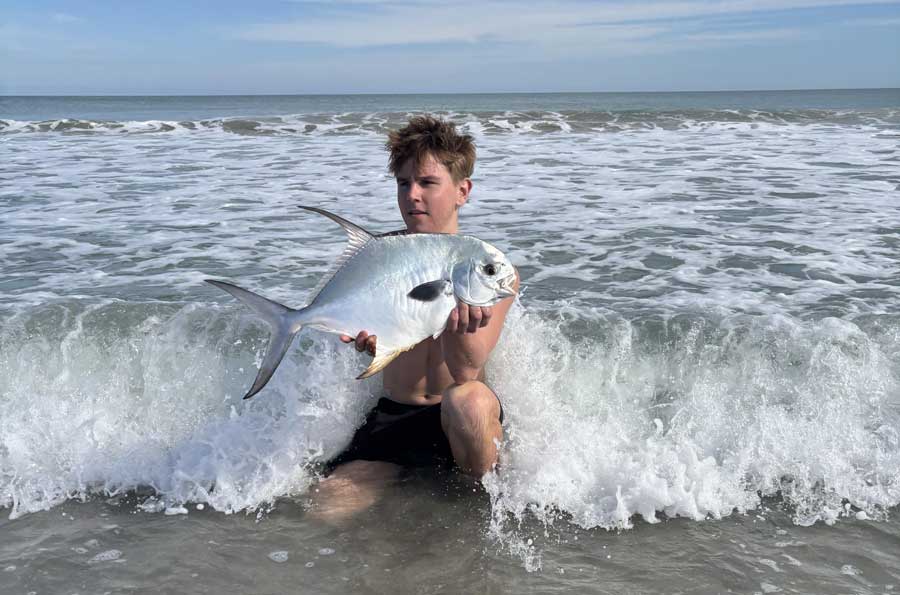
top-left (299, 205), bottom-right (375, 249)
top-left (299, 206), bottom-right (377, 300)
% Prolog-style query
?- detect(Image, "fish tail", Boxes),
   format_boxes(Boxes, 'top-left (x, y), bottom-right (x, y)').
top-left (206, 279), bottom-right (304, 400)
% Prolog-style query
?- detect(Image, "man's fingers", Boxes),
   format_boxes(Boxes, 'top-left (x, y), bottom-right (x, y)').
top-left (467, 307), bottom-right (482, 333)
top-left (447, 308), bottom-right (459, 333)
top-left (354, 331), bottom-right (369, 352)
top-left (446, 304), bottom-right (492, 334)
top-left (345, 331), bottom-right (377, 354)
top-left (456, 303), bottom-right (469, 333)
top-left (479, 306), bottom-right (493, 328)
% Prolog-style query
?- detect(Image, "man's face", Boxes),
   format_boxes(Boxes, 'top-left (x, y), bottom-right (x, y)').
top-left (396, 153), bottom-right (471, 234)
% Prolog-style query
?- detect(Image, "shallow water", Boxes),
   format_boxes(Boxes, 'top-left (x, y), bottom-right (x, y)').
top-left (1, 90), bottom-right (899, 590)
top-left (2, 488), bottom-right (899, 594)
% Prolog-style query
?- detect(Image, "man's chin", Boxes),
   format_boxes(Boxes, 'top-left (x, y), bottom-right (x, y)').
top-left (404, 213), bottom-right (457, 234)
top-left (405, 218), bottom-right (432, 233)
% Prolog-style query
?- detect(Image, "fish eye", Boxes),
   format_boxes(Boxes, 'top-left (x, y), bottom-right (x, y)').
top-left (483, 263), bottom-right (497, 276)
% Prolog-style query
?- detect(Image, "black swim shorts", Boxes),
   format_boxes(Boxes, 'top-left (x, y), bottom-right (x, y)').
top-left (328, 390), bottom-right (504, 470)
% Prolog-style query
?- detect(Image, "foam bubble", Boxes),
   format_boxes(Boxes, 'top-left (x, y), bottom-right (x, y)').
top-left (268, 551), bottom-right (289, 563)
top-left (88, 549), bottom-right (122, 563)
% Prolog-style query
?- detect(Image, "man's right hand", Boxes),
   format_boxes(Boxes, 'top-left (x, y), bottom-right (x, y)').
top-left (340, 331), bottom-right (377, 356)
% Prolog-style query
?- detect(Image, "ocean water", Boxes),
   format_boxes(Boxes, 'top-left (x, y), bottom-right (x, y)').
top-left (1, 89), bottom-right (899, 593)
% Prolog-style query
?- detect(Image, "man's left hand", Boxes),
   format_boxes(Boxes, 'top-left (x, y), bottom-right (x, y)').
top-left (446, 302), bottom-right (493, 334)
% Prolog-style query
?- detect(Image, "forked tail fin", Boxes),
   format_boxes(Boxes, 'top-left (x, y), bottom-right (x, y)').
top-left (206, 279), bottom-right (303, 400)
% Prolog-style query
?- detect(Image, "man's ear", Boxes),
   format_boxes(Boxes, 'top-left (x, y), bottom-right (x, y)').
top-left (456, 178), bottom-right (472, 208)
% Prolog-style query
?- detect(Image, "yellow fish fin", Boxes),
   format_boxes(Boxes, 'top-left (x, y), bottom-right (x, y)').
top-left (356, 344), bottom-right (414, 379)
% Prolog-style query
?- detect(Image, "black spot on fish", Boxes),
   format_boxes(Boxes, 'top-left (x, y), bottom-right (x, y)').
top-left (408, 279), bottom-right (450, 302)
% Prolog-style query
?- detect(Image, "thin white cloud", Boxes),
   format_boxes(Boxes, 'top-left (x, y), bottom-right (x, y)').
top-left (0, 24), bottom-right (64, 52)
top-left (51, 12), bottom-right (85, 24)
top-left (684, 27), bottom-right (804, 42)
top-left (238, 2), bottom-right (683, 49)
top-left (238, 0), bottom-right (900, 48)
top-left (842, 15), bottom-right (900, 25)
top-left (0, 22), bottom-right (102, 59)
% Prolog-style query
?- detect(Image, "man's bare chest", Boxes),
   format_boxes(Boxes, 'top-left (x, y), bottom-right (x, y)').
top-left (382, 338), bottom-right (454, 402)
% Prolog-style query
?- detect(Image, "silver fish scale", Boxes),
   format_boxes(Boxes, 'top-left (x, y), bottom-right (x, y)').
top-left (301, 233), bottom-right (486, 354)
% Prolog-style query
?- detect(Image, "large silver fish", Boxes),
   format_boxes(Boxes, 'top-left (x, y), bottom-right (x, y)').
top-left (208, 206), bottom-right (517, 399)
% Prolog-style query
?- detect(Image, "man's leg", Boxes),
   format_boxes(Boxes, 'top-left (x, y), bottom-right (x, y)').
top-left (307, 460), bottom-right (400, 524)
top-left (440, 380), bottom-right (503, 477)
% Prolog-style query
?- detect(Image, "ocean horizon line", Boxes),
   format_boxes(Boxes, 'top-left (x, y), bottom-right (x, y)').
top-left (2, 86), bottom-right (899, 99)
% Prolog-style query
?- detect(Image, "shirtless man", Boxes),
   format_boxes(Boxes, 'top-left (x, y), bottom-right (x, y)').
top-left (313, 116), bottom-right (517, 517)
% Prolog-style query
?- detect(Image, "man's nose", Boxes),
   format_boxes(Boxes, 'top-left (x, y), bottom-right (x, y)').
top-left (407, 182), bottom-right (423, 200)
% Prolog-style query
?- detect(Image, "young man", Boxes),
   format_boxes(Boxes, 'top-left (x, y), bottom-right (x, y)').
top-left (314, 116), bottom-right (518, 518)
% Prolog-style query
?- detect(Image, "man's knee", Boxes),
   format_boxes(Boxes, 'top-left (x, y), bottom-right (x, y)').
top-left (327, 460), bottom-right (399, 482)
top-left (440, 381), bottom-right (501, 433)
top-left (310, 460), bottom-right (400, 524)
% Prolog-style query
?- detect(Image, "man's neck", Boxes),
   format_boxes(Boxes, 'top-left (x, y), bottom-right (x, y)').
top-left (407, 218), bottom-right (459, 235)
top-left (407, 227), bottom-right (458, 234)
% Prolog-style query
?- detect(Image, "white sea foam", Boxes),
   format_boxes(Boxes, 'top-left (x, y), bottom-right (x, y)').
top-left (0, 297), bottom-right (378, 518)
top-left (3, 116), bottom-right (898, 319)
top-left (484, 308), bottom-right (898, 549)
top-left (1, 108), bottom-right (898, 573)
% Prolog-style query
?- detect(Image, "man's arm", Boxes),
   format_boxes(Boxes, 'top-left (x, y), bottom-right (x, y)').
top-left (441, 270), bottom-right (520, 383)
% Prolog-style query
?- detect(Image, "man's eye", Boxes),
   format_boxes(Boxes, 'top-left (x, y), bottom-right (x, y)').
top-left (483, 264), bottom-right (497, 276)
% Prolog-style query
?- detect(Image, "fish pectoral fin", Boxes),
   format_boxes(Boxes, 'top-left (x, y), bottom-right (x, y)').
top-left (408, 279), bottom-right (452, 302)
top-left (356, 349), bottom-right (403, 380)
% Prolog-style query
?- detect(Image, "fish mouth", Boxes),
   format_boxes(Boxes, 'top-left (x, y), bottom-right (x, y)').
top-left (497, 275), bottom-right (517, 298)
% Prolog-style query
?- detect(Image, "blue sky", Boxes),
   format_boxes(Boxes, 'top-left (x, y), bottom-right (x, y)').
top-left (2, 0), bottom-right (899, 94)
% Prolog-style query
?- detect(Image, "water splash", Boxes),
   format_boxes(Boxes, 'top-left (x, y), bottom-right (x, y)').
top-left (484, 306), bottom-right (900, 569)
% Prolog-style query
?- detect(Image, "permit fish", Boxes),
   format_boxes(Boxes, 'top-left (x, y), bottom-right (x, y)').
top-left (208, 206), bottom-right (517, 399)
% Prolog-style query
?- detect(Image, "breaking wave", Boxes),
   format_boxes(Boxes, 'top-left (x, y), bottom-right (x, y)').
top-left (0, 296), bottom-right (897, 576)
top-left (2, 108), bottom-right (900, 136)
